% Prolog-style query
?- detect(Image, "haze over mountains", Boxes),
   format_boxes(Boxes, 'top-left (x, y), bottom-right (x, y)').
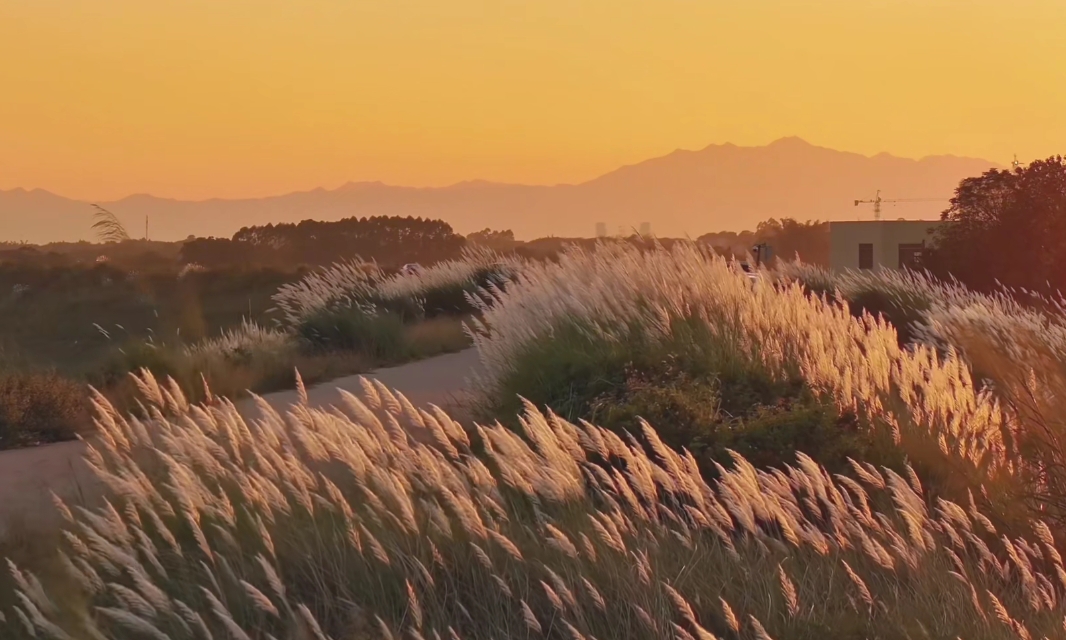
top-left (1, 137), bottom-right (1001, 244)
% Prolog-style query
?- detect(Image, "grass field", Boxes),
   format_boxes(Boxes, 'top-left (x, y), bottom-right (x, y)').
top-left (0, 249), bottom-right (509, 452)
top-left (0, 263), bottom-right (299, 376)
top-left (7, 240), bottom-right (1066, 639)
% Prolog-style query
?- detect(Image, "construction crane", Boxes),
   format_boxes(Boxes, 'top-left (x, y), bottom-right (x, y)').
top-left (853, 190), bottom-right (947, 220)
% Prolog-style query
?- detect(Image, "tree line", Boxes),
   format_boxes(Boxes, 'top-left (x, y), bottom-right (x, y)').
top-left (698, 218), bottom-right (831, 266)
top-left (179, 216), bottom-right (468, 268)
top-left (695, 156), bottom-right (1066, 301)
top-left (922, 156), bottom-right (1066, 296)
top-left (7, 159), bottom-right (1063, 296)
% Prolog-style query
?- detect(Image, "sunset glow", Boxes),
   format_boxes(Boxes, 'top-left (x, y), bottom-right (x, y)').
top-left (2, 0), bottom-right (1064, 200)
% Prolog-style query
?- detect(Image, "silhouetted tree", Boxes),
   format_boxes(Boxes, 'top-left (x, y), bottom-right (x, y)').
top-left (697, 218), bottom-right (829, 265)
top-left (466, 228), bottom-right (517, 251)
top-left (754, 218), bottom-right (830, 266)
top-left (180, 237), bottom-right (260, 267)
top-left (923, 157), bottom-right (1066, 294)
top-left (181, 216), bottom-right (467, 268)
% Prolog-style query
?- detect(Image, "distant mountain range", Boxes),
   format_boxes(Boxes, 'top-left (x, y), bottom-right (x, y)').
top-left (0, 137), bottom-right (1001, 244)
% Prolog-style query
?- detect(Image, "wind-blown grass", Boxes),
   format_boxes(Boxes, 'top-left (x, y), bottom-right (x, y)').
top-left (4, 373), bottom-right (1066, 639)
top-left (465, 241), bottom-right (1066, 529)
top-left (271, 246), bottom-right (521, 327)
top-left (181, 319), bottom-right (296, 367)
top-left (90, 206), bottom-right (131, 244)
top-left (7, 241), bottom-right (1066, 638)
top-left (777, 261), bottom-right (1066, 523)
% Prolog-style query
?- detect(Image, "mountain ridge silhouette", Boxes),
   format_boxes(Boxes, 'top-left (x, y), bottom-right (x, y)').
top-left (0, 137), bottom-right (1001, 244)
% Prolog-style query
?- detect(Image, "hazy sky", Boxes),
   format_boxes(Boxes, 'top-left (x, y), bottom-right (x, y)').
top-left (2, 0), bottom-right (1064, 201)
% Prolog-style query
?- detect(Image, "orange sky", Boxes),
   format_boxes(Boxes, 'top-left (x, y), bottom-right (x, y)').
top-left (2, 0), bottom-right (1064, 201)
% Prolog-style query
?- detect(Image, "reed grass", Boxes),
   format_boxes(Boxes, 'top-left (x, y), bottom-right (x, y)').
top-left (2, 370), bottom-right (1063, 639)
top-left (6, 241), bottom-right (1066, 638)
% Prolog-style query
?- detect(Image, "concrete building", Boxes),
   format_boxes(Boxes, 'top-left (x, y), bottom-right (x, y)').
top-left (828, 220), bottom-right (945, 272)
top-left (639, 222), bottom-right (652, 237)
top-left (595, 222), bottom-right (608, 238)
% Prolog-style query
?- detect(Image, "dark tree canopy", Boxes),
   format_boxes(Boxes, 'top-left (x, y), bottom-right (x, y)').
top-left (180, 215), bottom-right (467, 268)
top-left (466, 228), bottom-right (517, 251)
top-left (924, 157), bottom-right (1066, 293)
top-left (697, 218), bottom-right (829, 266)
top-left (753, 218), bottom-right (830, 266)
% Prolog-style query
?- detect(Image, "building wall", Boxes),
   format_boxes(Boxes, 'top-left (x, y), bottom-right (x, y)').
top-left (829, 220), bottom-right (944, 271)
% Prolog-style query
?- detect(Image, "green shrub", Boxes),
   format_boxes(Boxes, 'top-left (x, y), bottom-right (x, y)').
top-left (480, 317), bottom-right (901, 478)
top-left (845, 286), bottom-right (930, 346)
top-left (702, 393), bottom-right (902, 475)
top-left (402, 316), bottom-right (474, 359)
top-left (420, 282), bottom-right (476, 318)
top-left (476, 318), bottom-right (640, 425)
top-left (361, 293), bottom-right (426, 323)
top-left (587, 359), bottom-right (721, 450)
top-left (0, 371), bottom-right (87, 450)
top-left (587, 358), bottom-right (900, 478)
top-left (297, 307), bottom-right (407, 360)
top-left (378, 265), bottom-right (514, 320)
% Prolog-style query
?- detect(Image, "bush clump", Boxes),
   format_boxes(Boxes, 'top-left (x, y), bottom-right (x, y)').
top-left (297, 307), bottom-right (407, 360)
top-left (467, 241), bottom-right (1066, 529)
top-left (0, 372), bottom-right (87, 449)
top-left (481, 320), bottom-right (898, 479)
top-left (273, 248), bottom-right (521, 327)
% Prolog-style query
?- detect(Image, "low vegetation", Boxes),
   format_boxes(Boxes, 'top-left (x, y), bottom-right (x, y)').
top-left (2, 366), bottom-right (1065, 638)
top-left (468, 242), bottom-right (1066, 530)
top-left (270, 245), bottom-right (519, 328)
top-left (0, 248), bottom-right (513, 451)
top-left (9, 224), bottom-right (1066, 637)
top-left (0, 372), bottom-right (88, 449)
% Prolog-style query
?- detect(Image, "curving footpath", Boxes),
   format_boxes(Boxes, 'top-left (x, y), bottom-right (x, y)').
top-left (0, 348), bottom-right (483, 537)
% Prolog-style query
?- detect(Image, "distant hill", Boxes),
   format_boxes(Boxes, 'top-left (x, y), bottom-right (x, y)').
top-left (0, 137), bottom-right (1001, 244)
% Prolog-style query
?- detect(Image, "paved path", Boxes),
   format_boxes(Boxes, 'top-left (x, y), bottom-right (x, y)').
top-left (0, 349), bottom-right (483, 536)
top-left (243, 348), bottom-right (483, 423)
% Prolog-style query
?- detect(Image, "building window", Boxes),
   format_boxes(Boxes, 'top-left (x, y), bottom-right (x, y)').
top-left (858, 243), bottom-right (873, 269)
top-left (898, 243), bottom-right (924, 270)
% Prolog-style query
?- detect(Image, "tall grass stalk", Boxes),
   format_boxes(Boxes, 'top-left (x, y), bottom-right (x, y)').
top-left (3, 372), bottom-right (1065, 639)
top-left (466, 241), bottom-right (1066, 527)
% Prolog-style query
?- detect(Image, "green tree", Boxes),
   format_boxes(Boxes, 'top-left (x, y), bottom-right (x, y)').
top-left (923, 157), bottom-right (1066, 293)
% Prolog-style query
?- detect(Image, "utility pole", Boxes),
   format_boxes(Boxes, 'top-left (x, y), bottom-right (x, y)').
top-left (1012, 154), bottom-right (1022, 171)
top-left (145, 215), bottom-right (149, 241)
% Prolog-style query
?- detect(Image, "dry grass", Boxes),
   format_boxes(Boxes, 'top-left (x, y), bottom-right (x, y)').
top-left (10, 241), bottom-right (1066, 638)
top-left (271, 246), bottom-right (520, 326)
top-left (0, 372), bottom-right (89, 449)
top-left (402, 316), bottom-right (474, 359)
top-left (1, 372), bottom-right (1064, 639)
top-left (466, 242), bottom-right (1066, 527)
top-left (776, 261), bottom-right (1066, 527)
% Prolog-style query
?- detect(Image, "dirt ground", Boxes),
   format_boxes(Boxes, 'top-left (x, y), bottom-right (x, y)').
top-left (0, 348), bottom-right (484, 536)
